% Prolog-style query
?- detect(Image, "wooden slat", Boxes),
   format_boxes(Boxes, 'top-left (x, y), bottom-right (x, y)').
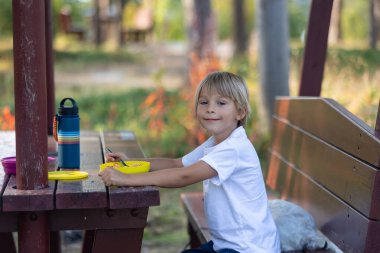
top-left (55, 134), bottom-right (107, 209)
top-left (0, 132), bottom-right (16, 211)
top-left (275, 97), bottom-right (380, 168)
top-left (49, 208), bottom-right (148, 231)
top-left (0, 173), bottom-right (10, 211)
top-left (266, 152), bottom-right (380, 253)
top-left (91, 228), bottom-right (144, 253)
top-left (271, 116), bottom-right (380, 220)
top-left (107, 186), bottom-right (160, 209)
top-left (1, 132), bottom-right (57, 212)
top-left (102, 131), bottom-right (160, 209)
top-left (2, 176), bottom-right (55, 211)
top-left (180, 192), bottom-right (211, 244)
top-left (102, 130), bottom-right (145, 157)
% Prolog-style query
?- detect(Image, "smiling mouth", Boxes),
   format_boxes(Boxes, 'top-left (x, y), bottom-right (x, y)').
top-left (204, 118), bottom-right (220, 121)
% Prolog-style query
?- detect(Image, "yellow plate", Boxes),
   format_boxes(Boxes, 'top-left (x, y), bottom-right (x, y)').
top-left (48, 171), bottom-right (89, 180)
top-left (99, 161), bottom-right (150, 174)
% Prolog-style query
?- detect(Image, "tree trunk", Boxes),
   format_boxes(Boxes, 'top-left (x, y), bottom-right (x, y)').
top-left (329, 0), bottom-right (342, 44)
top-left (256, 0), bottom-right (289, 122)
top-left (370, 0), bottom-right (380, 49)
top-left (233, 0), bottom-right (247, 56)
top-left (183, 0), bottom-right (216, 59)
top-left (94, 0), bottom-right (101, 45)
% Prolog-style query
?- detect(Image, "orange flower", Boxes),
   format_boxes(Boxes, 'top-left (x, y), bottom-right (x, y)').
top-left (0, 106), bottom-right (15, 130)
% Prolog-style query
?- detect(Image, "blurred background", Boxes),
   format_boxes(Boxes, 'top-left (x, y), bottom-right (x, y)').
top-left (1, 0), bottom-right (380, 252)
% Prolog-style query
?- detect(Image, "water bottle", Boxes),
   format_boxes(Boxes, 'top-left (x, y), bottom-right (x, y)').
top-left (53, 98), bottom-right (80, 169)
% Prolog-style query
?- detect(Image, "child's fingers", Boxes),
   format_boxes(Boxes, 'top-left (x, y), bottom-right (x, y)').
top-left (106, 153), bottom-right (120, 162)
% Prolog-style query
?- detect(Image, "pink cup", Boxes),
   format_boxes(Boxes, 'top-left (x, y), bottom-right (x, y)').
top-left (1, 156), bottom-right (57, 175)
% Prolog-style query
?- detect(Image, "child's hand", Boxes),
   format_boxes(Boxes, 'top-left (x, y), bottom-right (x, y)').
top-left (98, 167), bottom-right (125, 186)
top-left (106, 152), bottom-right (128, 163)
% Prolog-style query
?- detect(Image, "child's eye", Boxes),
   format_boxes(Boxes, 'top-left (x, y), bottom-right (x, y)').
top-left (199, 100), bottom-right (208, 105)
top-left (217, 101), bottom-right (226, 105)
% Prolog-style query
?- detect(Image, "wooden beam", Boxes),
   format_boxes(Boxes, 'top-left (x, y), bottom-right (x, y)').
top-left (299, 0), bottom-right (333, 96)
top-left (45, 0), bottom-right (55, 136)
top-left (12, 0), bottom-right (49, 251)
top-left (13, 0), bottom-right (48, 190)
top-left (375, 100), bottom-right (380, 139)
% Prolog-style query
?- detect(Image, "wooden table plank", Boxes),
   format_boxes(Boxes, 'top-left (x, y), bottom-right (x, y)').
top-left (0, 132), bottom-right (15, 211)
top-left (49, 207), bottom-right (148, 231)
top-left (102, 131), bottom-right (160, 209)
top-left (55, 134), bottom-right (107, 209)
top-left (107, 186), bottom-right (160, 209)
top-left (1, 132), bottom-right (55, 212)
top-left (3, 176), bottom-right (55, 211)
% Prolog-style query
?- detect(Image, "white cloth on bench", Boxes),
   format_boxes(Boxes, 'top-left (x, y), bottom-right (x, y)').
top-left (269, 199), bottom-right (343, 253)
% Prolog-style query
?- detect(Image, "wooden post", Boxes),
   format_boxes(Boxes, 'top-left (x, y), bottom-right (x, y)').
top-left (298, 0), bottom-right (333, 96)
top-left (12, 0), bottom-right (49, 252)
top-left (45, 0), bottom-right (55, 136)
top-left (375, 100), bottom-right (380, 139)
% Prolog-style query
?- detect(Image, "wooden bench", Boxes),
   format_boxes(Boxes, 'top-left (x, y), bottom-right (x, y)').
top-left (181, 97), bottom-right (380, 252)
top-left (59, 9), bottom-right (86, 40)
top-left (0, 130), bottom-right (159, 252)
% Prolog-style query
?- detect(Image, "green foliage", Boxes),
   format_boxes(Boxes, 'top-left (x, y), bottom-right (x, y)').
top-left (288, 0), bottom-right (310, 39)
top-left (327, 48), bottom-right (380, 75)
top-left (213, 0), bottom-right (255, 41)
top-left (72, 88), bottom-right (192, 158)
top-left (0, 0), bottom-right (375, 45)
top-left (54, 48), bottom-right (137, 69)
top-left (151, 0), bottom-right (186, 41)
top-left (341, 0), bottom-right (369, 41)
top-left (0, 0), bottom-right (12, 35)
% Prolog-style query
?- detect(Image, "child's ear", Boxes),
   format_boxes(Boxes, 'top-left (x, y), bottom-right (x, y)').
top-left (236, 108), bottom-right (247, 120)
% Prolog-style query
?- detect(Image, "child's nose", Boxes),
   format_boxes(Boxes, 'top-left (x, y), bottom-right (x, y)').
top-left (206, 103), bottom-right (215, 113)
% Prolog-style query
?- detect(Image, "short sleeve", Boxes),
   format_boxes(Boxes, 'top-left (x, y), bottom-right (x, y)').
top-left (201, 144), bottom-right (238, 185)
top-left (182, 137), bottom-right (213, 167)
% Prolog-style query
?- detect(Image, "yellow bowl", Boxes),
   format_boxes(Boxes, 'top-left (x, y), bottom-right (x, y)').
top-left (99, 161), bottom-right (150, 174)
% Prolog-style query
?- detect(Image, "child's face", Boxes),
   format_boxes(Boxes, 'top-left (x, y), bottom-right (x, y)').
top-left (196, 87), bottom-right (245, 144)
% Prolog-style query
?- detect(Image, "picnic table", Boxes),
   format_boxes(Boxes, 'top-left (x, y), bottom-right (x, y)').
top-left (0, 130), bottom-right (159, 252)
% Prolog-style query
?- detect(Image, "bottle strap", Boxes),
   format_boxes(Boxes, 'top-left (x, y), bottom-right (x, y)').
top-left (53, 115), bottom-right (59, 142)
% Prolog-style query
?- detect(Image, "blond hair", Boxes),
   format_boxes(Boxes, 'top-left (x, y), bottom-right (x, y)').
top-left (194, 71), bottom-right (251, 126)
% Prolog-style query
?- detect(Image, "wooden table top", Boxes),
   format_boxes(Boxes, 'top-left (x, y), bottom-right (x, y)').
top-left (0, 130), bottom-right (160, 213)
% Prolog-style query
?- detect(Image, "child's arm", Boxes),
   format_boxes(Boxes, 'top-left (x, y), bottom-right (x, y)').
top-left (98, 160), bottom-right (217, 188)
top-left (106, 152), bottom-right (183, 171)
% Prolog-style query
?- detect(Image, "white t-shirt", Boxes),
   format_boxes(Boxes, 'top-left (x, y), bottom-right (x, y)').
top-left (182, 126), bottom-right (280, 253)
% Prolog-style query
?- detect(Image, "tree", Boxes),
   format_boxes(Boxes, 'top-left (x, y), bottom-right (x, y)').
top-left (329, 0), bottom-right (343, 44)
top-left (183, 0), bottom-right (217, 59)
top-left (370, 0), bottom-right (380, 49)
top-left (256, 0), bottom-right (290, 122)
top-left (233, 0), bottom-right (248, 56)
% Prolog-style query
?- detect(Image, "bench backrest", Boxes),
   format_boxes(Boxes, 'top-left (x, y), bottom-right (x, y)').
top-left (266, 97), bottom-right (380, 253)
